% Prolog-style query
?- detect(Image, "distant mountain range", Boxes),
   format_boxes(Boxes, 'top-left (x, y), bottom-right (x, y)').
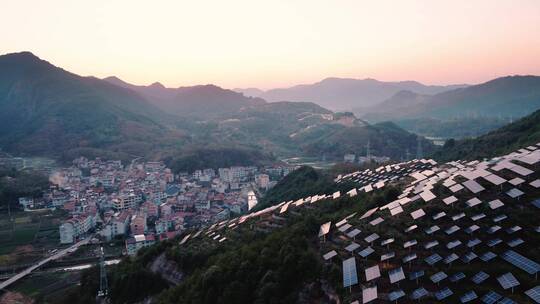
top-left (0, 52), bottom-right (432, 168)
top-left (432, 107), bottom-right (540, 161)
top-left (361, 75), bottom-right (540, 122)
top-left (235, 77), bottom-right (467, 111)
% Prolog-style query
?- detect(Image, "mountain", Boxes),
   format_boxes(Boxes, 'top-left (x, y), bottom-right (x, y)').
top-left (233, 87), bottom-right (264, 98)
top-left (432, 108), bottom-right (540, 161)
top-left (104, 77), bottom-right (265, 119)
top-left (244, 77), bottom-right (466, 111)
top-left (0, 52), bottom-right (180, 160)
top-left (362, 75), bottom-right (540, 121)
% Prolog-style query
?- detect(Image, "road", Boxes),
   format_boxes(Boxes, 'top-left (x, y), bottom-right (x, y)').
top-left (0, 236), bottom-right (91, 290)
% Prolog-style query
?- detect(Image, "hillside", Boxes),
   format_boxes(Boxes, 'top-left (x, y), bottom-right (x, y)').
top-left (362, 75), bottom-right (540, 121)
top-left (242, 77), bottom-right (465, 111)
top-left (0, 52), bottom-right (182, 160)
top-left (104, 76), bottom-right (266, 119)
top-left (432, 108), bottom-right (540, 161)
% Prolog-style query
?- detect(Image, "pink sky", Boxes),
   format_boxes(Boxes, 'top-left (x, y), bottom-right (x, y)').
top-left (1, 0), bottom-right (539, 89)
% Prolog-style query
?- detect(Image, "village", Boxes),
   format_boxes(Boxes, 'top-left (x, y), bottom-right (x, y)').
top-left (16, 157), bottom-right (297, 256)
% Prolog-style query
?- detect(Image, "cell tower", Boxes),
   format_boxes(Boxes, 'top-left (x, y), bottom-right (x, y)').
top-left (97, 247), bottom-right (108, 299)
top-left (416, 136), bottom-right (423, 160)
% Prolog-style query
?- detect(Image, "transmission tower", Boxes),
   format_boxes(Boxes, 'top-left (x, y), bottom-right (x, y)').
top-left (366, 139), bottom-right (371, 159)
top-left (416, 136), bottom-right (423, 160)
top-left (97, 247), bottom-right (108, 299)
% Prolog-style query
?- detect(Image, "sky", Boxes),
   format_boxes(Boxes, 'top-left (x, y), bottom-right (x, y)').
top-left (2, 0), bottom-right (540, 89)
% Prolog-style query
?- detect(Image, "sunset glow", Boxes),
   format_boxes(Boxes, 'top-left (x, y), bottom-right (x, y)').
top-left (2, 0), bottom-right (539, 89)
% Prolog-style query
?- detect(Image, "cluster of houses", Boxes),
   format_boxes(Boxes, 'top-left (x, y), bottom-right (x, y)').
top-left (18, 157), bottom-right (296, 255)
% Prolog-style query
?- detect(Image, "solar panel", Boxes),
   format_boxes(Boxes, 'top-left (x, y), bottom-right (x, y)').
top-left (388, 289), bottom-right (405, 302)
top-left (507, 238), bottom-right (524, 247)
top-left (481, 291), bottom-right (502, 304)
top-left (323, 250), bottom-right (337, 260)
top-left (318, 222), bottom-right (331, 237)
top-left (338, 223), bottom-right (352, 232)
top-left (524, 286), bottom-right (540, 303)
top-left (483, 174), bottom-right (507, 185)
top-left (432, 212), bottom-right (446, 220)
top-left (390, 206), bottom-right (404, 216)
top-left (360, 207), bottom-right (378, 219)
top-left (425, 225), bottom-right (440, 235)
top-left (497, 272), bottom-right (520, 290)
top-left (358, 246), bottom-right (374, 258)
top-left (425, 253), bottom-right (443, 265)
top-left (369, 217), bottom-right (384, 226)
top-left (488, 199), bottom-right (504, 209)
top-left (424, 240), bottom-right (439, 249)
top-left (362, 286), bottom-right (377, 304)
top-left (410, 208), bottom-right (426, 220)
top-left (466, 197), bottom-right (482, 207)
top-left (347, 228), bottom-right (362, 238)
top-left (493, 214), bottom-right (508, 222)
top-left (463, 180), bottom-right (485, 193)
top-left (487, 225), bottom-right (501, 234)
top-left (465, 224), bottom-right (480, 234)
top-left (509, 177), bottom-right (525, 186)
top-left (509, 164), bottom-right (533, 176)
top-left (435, 287), bottom-right (453, 300)
top-left (450, 272), bottom-right (466, 282)
top-left (530, 179), bottom-right (540, 188)
top-left (380, 238), bottom-right (394, 246)
top-left (498, 297), bottom-right (516, 304)
top-left (345, 242), bottom-right (361, 252)
top-left (461, 291), bottom-right (478, 303)
top-left (447, 240), bottom-right (462, 249)
top-left (404, 225), bottom-right (417, 233)
top-left (403, 253), bottom-right (417, 263)
top-left (480, 251), bottom-right (497, 262)
top-left (450, 184), bottom-right (464, 193)
top-left (420, 190), bottom-right (436, 202)
top-left (471, 271), bottom-right (490, 284)
top-left (507, 188), bottom-right (524, 198)
top-left (365, 265), bottom-right (381, 281)
top-left (487, 238), bottom-right (502, 247)
top-left (467, 238), bottom-right (482, 248)
top-left (385, 267), bottom-right (405, 284)
top-left (501, 250), bottom-right (540, 275)
top-left (452, 213), bottom-right (465, 221)
top-left (446, 225), bottom-right (460, 235)
top-left (471, 213), bottom-right (486, 221)
top-left (409, 270), bottom-right (424, 281)
top-left (462, 251), bottom-right (478, 263)
top-left (403, 239), bottom-right (417, 248)
top-left (364, 233), bottom-right (379, 243)
top-left (430, 271), bottom-right (448, 283)
top-left (381, 252), bottom-right (395, 261)
top-left (444, 253), bottom-right (459, 264)
top-left (342, 257), bottom-right (358, 288)
top-left (410, 287), bottom-right (428, 300)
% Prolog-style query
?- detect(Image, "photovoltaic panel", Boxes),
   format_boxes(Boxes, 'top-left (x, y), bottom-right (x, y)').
top-left (410, 287), bottom-right (428, 300)
top-left (338, 223), bottom-right (352, 232)
top-left (462, 252), bottom-right (477, 263)
top-left (432, 212), bottom-right (446, 220)
top-left (501, 250), bottom-right (540, 275)
top-left (318, 222), bottom-right (331, 237)
top-left (425, 225), bottom-right (440, 235)
top-left (493, 214), bottom-right (508, 222)
top-left (507, 238), bottom-right (524, 247)
top-left (509, 177), bottom-right (525, 186)
top-left (524, 286), bottom-right (540, 303)
top-left (463, 180), bottom-right (485, 193)
top-left (471, 213), bottom-right (486, 221)
top-left (472, 271), bottom-right (490, 284)
top-left (347, 228), bottom-right (362, 238)
top-left (342, 257), bottom-right (358, 288)
top-left (345, 242), bottom-right (361, 252)
top-left (388, 290), bottom-right (405, 302)
top-left (487, 238), bottom-right (502, 247)
top-left (409, 270), bottom-right (424, 280)
top-left (480, 251), bottom-right (497, 262)
top-left (365, 265), bottom-right (381, 281)
top-left (358, 246), bottom-right (374, 258)
top-left (323, 250), bottom-right (337, 260)
top-left (425, 253), bottom-right (442, 265)
top-left (364, 233), bottom-right (379, 243)
top-left (369, 217), bottom-right (384, 226)
top-left (447, 240), bottom-right (462, 249)
top-left (507, 188), bottom-right (524, 198)
top-left (404, 225), bottom-right (417, 233)
top-left (450, 272), bottom-right (466, 282)
top-left (380, 238), bottom-right (394, 246)
top-left (466, 197), bottom-right (482, 207)
top-left (465, 225), bottom-right (480, 234)
top-left (381, 252), bottom-right (395, 261)
top-left (481, 291), bottom-right (502, 304)
top-left (450, 184), bottom-right (464, 193)
top-left (488, 199), bottom-right (504, 210)
top-left (497, 272), bottom-right (520, 290)
top-left (507, 225), bottom-right (522, 234)
top-left (467, 238), bottom-right (482, 248)
top-left (389, 206), bottom-right (403, 216)
top-left (430, 271), bottom-right (448, 283)
top-left (410, 208), bottom-right (426, 220)
top-left (498, 297), bottom-right (516, 304)
top-left (424, 240), bottom-right (439, 249)
top-left (444, 253), bottom-right (459, 264)
top-left (388, 267), bottom-right (405, 284)
top-left (403, 239), bottom-right (417, 248)
top-left (461, 291), bottom-right (478, 303)
top-left (435, 287), bottom-right (453, 300)
top-left (362, 286), bottom-right (377, 304)
top-left (403, 253), bottom-right (417, 263)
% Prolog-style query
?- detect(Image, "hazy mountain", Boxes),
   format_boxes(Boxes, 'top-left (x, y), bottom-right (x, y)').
top-left (241, 77), bottom-right (466, 111)
top-left (0, 52), bottom-right (178, 160)
top-left (104, 76), bottom-right (266, 119)
top-left (362, 75), bottom-right (540, 121)
top-left (233, 87), bottom-right (264, 98)
top-left (432, 107), bottom-right (540, 161)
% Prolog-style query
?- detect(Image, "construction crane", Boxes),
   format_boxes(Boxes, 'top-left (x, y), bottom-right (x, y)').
top-left (97, 246), bottom-right (108, 299)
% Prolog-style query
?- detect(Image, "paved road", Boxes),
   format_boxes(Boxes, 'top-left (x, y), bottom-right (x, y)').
top-left (0, 236), bottom-right (91, 290)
